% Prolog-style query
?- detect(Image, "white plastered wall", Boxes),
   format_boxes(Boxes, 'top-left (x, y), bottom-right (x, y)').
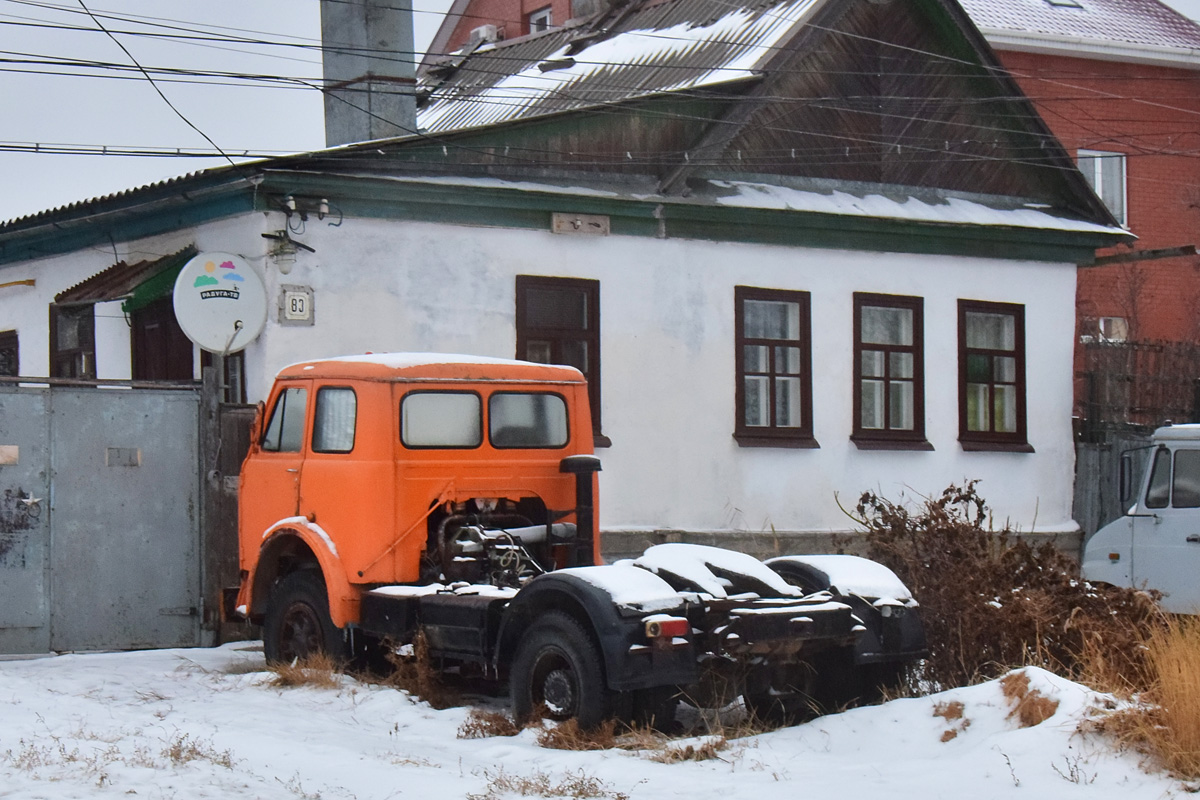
top-left (0, 209), bottom-right (1078, 534)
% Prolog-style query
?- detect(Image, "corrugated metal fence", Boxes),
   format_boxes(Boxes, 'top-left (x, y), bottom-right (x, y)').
top-left (0, 376), bottom-right (252, 655)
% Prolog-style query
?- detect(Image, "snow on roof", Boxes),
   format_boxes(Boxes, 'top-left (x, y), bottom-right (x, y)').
top-left (960, 0), bottom-right (1200, 65)
top-left (708, 180), bottom-right (1124, 235)
top-left (333, 171), bottom-right (1125, 238)
top-left (302, 352), bottom-right (545, 370)
top-left (278, 352), bottom-right (585, 382)
top-left (419, 0), bottom-right (821, 133)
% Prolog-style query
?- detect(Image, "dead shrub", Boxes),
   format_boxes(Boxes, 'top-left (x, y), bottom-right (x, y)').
top-left (268, 652), bottom-right (341, 689)
top-left (458, 709), bottom-right (520, 739)
top-left (1000, 672), bottom-right (1059, 727)
top-left (383, 631), bottom-right (460, 709)
top-left (853, 482), bottom-right (1166, 692)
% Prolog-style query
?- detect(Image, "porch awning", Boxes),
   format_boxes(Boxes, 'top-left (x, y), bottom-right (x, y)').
top-left (53, 245), bottom-right (197, 312)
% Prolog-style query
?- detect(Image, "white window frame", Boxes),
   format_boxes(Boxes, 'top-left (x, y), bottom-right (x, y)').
top-left (1098, 316), bottom-right (1128, 343)
top-left (528, 6), bottom-right (552, 32)
top-left (1077, 149), bottom-right (1127, 226)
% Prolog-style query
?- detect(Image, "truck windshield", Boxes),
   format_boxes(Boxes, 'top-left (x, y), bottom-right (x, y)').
top-left (489, 392), bottom-right (568, 448)
top-left (1173, 450), bottom-right (1200, 508)
top-left (1145, 447), bottom-right (1171, 509)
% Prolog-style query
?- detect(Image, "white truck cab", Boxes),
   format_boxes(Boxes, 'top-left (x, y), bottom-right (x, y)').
top-left (1083, 423), bottom-right (1200, 614)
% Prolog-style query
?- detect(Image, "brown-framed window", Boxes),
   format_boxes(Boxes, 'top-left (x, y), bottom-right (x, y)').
top-left (49, 303), bottom-right (95, 379)
top-left (515, 275), bottom-right (604, 442)
top-left (734, 286), bottom-right (815, 448)
top-left (853, 293), bottom-right (929, 449)
top-left (0, 330), bottom-right (17, 377)
top-left (958, 299), bottom-right (1030, 451)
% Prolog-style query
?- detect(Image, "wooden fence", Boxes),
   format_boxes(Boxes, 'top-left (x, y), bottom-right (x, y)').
top-left (1077, 340), bottom-right (1200, 437)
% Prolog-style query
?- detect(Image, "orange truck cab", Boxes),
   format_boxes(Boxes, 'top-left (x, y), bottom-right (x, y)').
top-left (236, 353), bottom-right (925, 728)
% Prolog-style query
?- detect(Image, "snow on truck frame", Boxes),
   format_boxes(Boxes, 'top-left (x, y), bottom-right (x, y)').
top-left (235, 353), bottom-right (925, 726)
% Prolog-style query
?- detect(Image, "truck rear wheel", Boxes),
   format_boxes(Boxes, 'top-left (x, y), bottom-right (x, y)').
top-left (263, 570), bottom-right (344, 665)
top-left (510, 611), bottom-right (609, 729)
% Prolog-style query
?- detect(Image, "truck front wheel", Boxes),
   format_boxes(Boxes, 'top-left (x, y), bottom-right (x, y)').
top-left (263, 570), bottom-right (344, 665)
top-left (509, 611), bottom-right (609, 729)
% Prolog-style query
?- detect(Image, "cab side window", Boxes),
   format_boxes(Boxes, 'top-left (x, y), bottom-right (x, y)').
top-left (1173, 450), bottom-right (1200, 508)
top-left (313, 387), bottom-right (357, 453)
top-left (262, 387), bottom-right (308, 453)
top-left (1145, 447), bottom-right (1171, 509)
top-left (490, 392), bottom-right (568, 448)
top-left (401, 391), bottom-right (482, 448)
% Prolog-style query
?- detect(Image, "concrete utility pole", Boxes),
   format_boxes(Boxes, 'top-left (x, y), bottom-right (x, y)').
top-left (320, 0), bottom-right (418, 147)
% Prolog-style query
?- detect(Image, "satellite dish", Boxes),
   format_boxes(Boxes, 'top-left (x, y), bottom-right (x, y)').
top-left (172, 252), bottom-right (267, 354)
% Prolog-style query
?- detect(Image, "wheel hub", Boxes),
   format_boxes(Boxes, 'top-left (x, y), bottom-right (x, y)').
top-left (542, 667), bottom-right (577, 717)
top-left (280, 601), bottom-right (322, 661)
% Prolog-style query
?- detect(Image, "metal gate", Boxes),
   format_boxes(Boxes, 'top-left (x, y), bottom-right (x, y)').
top-left (0, 384), bottom-right (202, 653)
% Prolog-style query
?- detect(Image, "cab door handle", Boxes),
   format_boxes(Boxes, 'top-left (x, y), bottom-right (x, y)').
top-left (1187, 535), bottom-right (1200, 543)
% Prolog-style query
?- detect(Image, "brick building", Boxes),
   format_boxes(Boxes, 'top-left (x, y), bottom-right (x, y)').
top-left (960, 0), bottom-right (1200, 346)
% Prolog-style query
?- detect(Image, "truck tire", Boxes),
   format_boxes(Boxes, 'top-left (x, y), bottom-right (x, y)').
top-left (509, 611), bottom-right (609, 729)
top-left (263, 570), bottom-right (345, 665)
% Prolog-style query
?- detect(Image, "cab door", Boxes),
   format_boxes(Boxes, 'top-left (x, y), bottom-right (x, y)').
top-left (240, 382), bottom-right (309, 541)
top-left (296, 383), bottom-right (395, 582)
top-left (1131, 446), bottom-right (1200, 613)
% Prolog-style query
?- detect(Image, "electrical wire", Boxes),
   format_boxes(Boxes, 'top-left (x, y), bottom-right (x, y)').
top-left (0, 0), bottom-right (1194, 191)
top-left (74, 0), bottom-right (240, 169)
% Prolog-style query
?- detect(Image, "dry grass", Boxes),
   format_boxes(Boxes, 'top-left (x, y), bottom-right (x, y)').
top-left (467, 767), bottom-right (628, 800)
top-left (933, 699), bottom-right (970, 742)
top-left (647, 736), bottom-right (728, 763)
top-left (1088, 618), bottom-right (1200, 778)
top-left (1000, 672), bottom-right (1059, 728)
top-left (268, 653), bottom-right (341, 689)
top-left (536, 718), bottom-right (620, 751)
top-left (383, 631), bottom-right (460, 709)
top-left (458, 709), bottom-right (521, 739)
top-left (933, 700), bottom-right (964, 721)
top-left (161, 733), bottom-right (234, 768)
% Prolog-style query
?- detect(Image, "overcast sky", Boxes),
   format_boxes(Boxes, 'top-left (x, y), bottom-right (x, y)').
top-left (1, 0), bottom-right (1198, 224)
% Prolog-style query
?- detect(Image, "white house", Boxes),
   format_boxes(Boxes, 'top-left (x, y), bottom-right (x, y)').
top-left (0, 0), bottom-right (1130, 556)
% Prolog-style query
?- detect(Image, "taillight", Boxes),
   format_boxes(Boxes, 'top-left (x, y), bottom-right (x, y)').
top-left (644, 616), bottom-right (689, 639)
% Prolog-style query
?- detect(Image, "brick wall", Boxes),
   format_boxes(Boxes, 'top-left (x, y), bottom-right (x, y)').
top-left (438, 0), bottom-right (574, 56)
top-left (998, 50), bottom-right (1200, 345)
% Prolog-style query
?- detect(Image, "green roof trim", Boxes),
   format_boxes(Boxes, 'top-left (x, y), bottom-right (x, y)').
top-left (120, 245), bottom-right (198, 314)
top-left (0, 166), bottom-right (1127, 270)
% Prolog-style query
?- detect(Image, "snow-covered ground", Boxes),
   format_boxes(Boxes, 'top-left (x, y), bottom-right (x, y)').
top-left (0, 643), bottom-right (1185, 799)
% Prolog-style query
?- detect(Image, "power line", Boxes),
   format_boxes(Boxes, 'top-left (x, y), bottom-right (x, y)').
top-left (74, 0), bottom-right (239, 169)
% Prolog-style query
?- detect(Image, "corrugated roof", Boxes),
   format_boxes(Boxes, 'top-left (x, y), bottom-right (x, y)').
top-left (54, 245), bottom-right (196, 306)
top-left (418, 0), bottom-right (822, 133)
top-left (959, 0), bottom-right (1200, 52)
